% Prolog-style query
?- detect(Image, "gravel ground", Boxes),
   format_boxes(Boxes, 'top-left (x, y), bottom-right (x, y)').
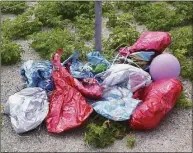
top-left (102, 17), bottom-right (111, 40)
top-left (1, 2), bottom-right (192, 152)
top-left (1, 14), bottom-right (16, 22)
top-left (130, 20), bottom-right (148, 34)
top-left (1, 34), bottom-right (192, 153)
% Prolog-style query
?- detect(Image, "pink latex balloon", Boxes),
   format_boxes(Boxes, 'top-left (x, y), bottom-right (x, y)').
top-left (150, 53), bottom-right (181, 81)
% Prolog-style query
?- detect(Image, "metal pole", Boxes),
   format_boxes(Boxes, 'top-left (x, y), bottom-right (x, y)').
top-left (95, 1), bottom-right (102, 52)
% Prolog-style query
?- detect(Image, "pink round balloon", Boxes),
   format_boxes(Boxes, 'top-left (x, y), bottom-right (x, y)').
top-left (150, 53), bottom-right (181, 81)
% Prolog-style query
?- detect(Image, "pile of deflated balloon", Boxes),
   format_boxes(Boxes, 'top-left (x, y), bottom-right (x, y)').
top-left (3, 31), bottom-right (183, 134)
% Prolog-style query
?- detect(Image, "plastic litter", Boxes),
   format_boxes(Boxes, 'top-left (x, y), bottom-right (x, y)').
top-left (46, 49), bottom-right (93, 133)
top-left (100, 64), bottom-right (152, 92)
top-left (20, 60), bottom-right (54, 92)
top-left (129, 51), bottom-right (157, 71)
top-left (73, 78), bottom-right (103, 100)
top-left (62, 51), bottom-right (94, 79)
top-left (92, 63), bottom-right (107, 74)
top-left (129, 51), bottom-right (156, 62)
top-left (3, 29), bottom-right (185, 141)
top-left (70, 61), bottom-right (94, 79)
top-left (4, 87), bottom-right (49, 134)
top-left (87, 51), bottom-right (110, 66)
top-left (114, 51), bottom-right (157, 70)
top-left (92, 86), bottom-right (141, 121)
top-left (150, 53), bottom-right (181, 81)
top-left (62, 51), bottom-right (79, 66)
top-left (87, 51), bottom-right (111, 72)
top-left (130, 78), bottom-right (182, 130)
top-left (62, 52), bottom-right (103, 99)
top-left (63, 51), bottom-right (110, 79)
top-left (91, 64), bottom-right (151, 121)
top-left (119, 32), bottom-right (171, 56)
